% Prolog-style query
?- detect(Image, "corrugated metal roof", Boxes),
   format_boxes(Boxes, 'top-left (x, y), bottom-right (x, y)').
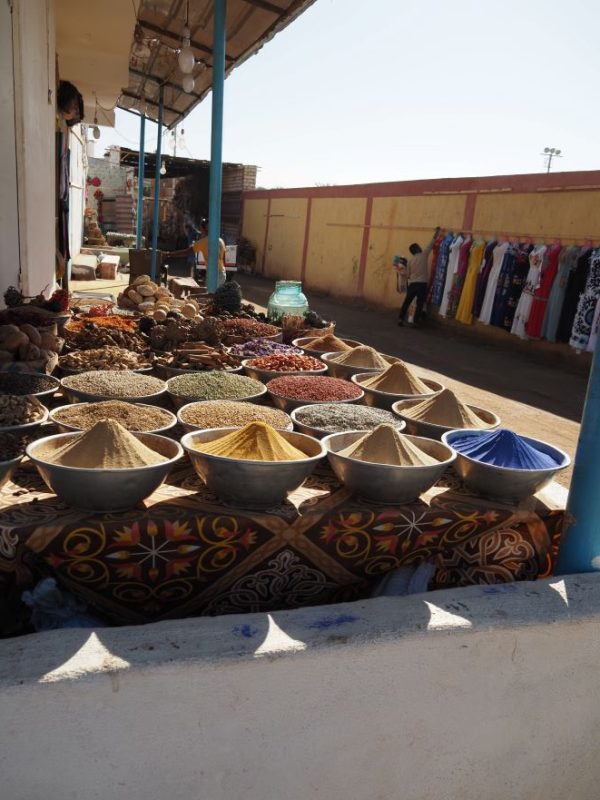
top-left (119, 0), bottom-right (317, 128)
top-left (115, 146), bottom-right (251, 178)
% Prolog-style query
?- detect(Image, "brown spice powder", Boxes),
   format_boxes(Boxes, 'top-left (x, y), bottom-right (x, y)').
top-left (360, 361), bottom-right (431, 394)
top-left (329, 346), bottom-right (389, 369)
top-left (306, 334), bottom-right (354, 352)
top-left (339, 424), bottom-right (439, 466)
top-left (400, 388), bottom-right (489, 428)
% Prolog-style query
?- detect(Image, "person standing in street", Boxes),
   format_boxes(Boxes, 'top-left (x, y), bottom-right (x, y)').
top-left (165, 218), bottom-right (227, 287)
top-left (398, 226), bottom-right (440, 326)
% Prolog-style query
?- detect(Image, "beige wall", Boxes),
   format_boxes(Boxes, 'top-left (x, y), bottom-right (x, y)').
top-left (1, 574), bottom-right (600, 800)
top-left (0, 0), bottom-right (20, 291)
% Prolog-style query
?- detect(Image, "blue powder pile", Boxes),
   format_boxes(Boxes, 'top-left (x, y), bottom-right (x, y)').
top-left (450, 429), bottom-right (561, 470)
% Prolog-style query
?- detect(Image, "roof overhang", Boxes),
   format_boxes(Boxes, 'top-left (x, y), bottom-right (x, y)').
top-left (114, 146), bottom-right (251, 179)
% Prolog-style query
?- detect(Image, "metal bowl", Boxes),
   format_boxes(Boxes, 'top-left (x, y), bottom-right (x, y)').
top-left (323, 430), bottom-right (456, 504)
top-left (177, 400), bottom-right (293, 433)
top-left (392, 398), bottom-right (500, 440)
top-left (49, 402), bottom-right (178, 435)
top-left (441, 429), bottom-right (570, 502)
top-left (292, 336), bottom-right (363, 358)
top-left (0, 373), bottom-right (60, 401)
top-left (59, 364), bottom-right (153, 376)
top-left (181, 427), bottom-right (325, 509)
top-left (0, 454), bottom-right (24, 490)
top-left (241, 358), bottom-right (328, 384)
top-left (267, 386), bottom-right (365, 414)
top-left (27, 432), bottom-right (184, 512)
top-left (60, 374), bottom-right (167, 405)
top-left (157, 364), bottom-right (243, 380)
top-left (321, 351), bottom-right (396, 380)
top-left (351, 373), bottom-right (444, 410)
top-left (0, 404), bottom-right (49, 435)
top-left (290, 404), bottom-right (406, 439)
top-left (166, 375), bottom-right (267, 410)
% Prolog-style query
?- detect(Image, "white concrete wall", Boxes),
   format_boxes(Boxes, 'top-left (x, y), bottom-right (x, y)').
top-left (1, 574), bottom-right (600, 800)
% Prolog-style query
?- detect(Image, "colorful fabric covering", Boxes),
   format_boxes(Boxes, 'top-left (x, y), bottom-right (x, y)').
top-left (570, 249), bottom-right (600, 350)
top-left (429, 233), bottom-right (454, 306)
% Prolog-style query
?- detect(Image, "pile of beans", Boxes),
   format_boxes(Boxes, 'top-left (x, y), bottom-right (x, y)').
top-left (168, 372), bottom-right (263, 401)
top-left (246, 354), bottom-right (323, 372)
top-left (52, 401), bottom-right (174, 432)
top-left (294, 403), bottom-right (404, 433)
top-left (0, 373), bottom-right (56, 396)
top-left (179, 400), bottom-right (292, 430)
top-left (62, 371), bottom-right (165, 398)
top-left (267, 375), bottom-right (363, 402)
top-left (229, 339), bottom-right (302, 358)
top-left (222, 319), bottom-right (279, 339)
top-left (59, 347), bottom-right (151, 372)
top-left (0, 395), bottom-right (45, 426)
top-left (0, 432), bottom-right (27, 460)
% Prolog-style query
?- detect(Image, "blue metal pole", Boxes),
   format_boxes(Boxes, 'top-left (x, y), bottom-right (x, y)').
top-left (207, 0), bottom-right (226, 294)
top-left (150, 86), bottom-right (164, 281)
top-left (135, 113), bottom-right (146, 248)
top-left (556, 330), bottom-right (600, 574)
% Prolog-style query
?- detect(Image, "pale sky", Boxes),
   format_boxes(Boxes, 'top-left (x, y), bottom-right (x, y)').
top-left (97, 0), bottom-right (600, 188)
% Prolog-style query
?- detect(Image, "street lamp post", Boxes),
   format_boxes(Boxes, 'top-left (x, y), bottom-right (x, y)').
top-left (542, 146), bottom-right (562, 173)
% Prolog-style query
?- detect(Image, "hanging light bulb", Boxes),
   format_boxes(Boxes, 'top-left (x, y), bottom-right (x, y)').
top-left (160, 161), bottom-right (167, 176)
top-left (178, 3), bottom-right (195, 73)
top-left (182, 74), bottom-right (195, 93)
top-left (91, 95), bottom-right (101, 140)
top-left (92, 125), bottom-right (101, 140)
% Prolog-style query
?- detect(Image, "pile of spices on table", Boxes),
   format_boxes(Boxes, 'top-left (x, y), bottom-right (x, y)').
top-left (168, 371), bottom-right (263, 401)
top-left (449, 429), bottom-right (562, 469)
top-left (246, 354), bottom-right (323, 372)
top-left (222, 318), bottom-right (279, 342)
top-left (0, 396), bottom-right (45, 426)
top-left (358, 361), bottom-right (431, 394)
top-left (0, 373), bottom-right (56, 396)
top-left (192, 421), bottom-right (308, 461)
top-left (267, 375), bottom-right (363, 402)
top-left (399, 388), bottom-right (491, 428)
top-left (304, 333), bottom-right (356, 352)
top-left (66, 316), bottom-right (139, 333)
top-left (59, 346), bottom-right (151, 372)
top-left (0, 432), bottom-right (28, 460)
top-left (179, 400), bottom-right (291, 430)
top-left (35, 420), bottom-right (168, 468)
top-left (327, 345), bottom-right (390, 369)
top-left (64, 326), bottom-right (147, 354)
top-left (229, 339), bottom-right (302, 358)
top-left (62, 371), bottom-right (165, 398)
top-left (53, 401), bottom-right (174, 432)
top-left (339, 424), bottom-right (439, 466)
top-left (155, 344), bottom-right (239, 372)
top-left (294, 403), bottom-right (404, 432)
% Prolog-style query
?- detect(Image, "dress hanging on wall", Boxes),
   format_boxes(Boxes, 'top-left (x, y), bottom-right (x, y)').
top-left (479, 241), bottom-right (510, 324)
top-left (511, 244), bottom-right (547, 338)
top-left (499, 243), bottom-right (534, 332)
top-left (556, 248), bottom-right (592, 342)
top-left (526, 242), bottom-right (562, 339)
top-left (570, 249), bottom-right (600, 350)
top-left (446, 236), bottom-right (473, 318)
top-left (438, 234), bottom-right (464, 317)
top-left (455, 238), bottom-right (486, 324)
top-left (542, 245), bottom-right (581, 342)
top-left (472, 240), bottom-right (497, 318)
top-left (489, 244), bottom-right (518, 327)
top-left (429, 232), bottom-right (454, 306)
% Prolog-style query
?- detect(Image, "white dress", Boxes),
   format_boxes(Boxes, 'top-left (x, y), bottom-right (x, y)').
top-left (438, 235), bottom-right (464, 317)
top-left (511, 244), bottom-right (547, 338)
top-left (478, 241), bottom-right (510, 324)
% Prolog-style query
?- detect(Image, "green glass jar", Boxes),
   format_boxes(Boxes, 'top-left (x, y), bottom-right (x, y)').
top-left (267, 280), bottom-right (309, 322)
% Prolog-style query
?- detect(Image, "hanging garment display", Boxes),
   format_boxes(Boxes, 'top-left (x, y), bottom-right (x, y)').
top-left (498, 243), bottom-right (534, 332)
top-left (510, 244), bottom-right (547, 338)
top-left (556, 248), bottom-right (592, 343)
top-left (446, 236), bottom-right (473, 318)
top-left (454, 239), bottom-right (487, 324)
top-left (489, 244), bottom-right (518, 327)
top-left (569, 249), bottom-right (600, 351)
top-left (438, 234), bottom-right (464, 317)
top-left (472, 240), bottom-right (497, 318)
top-left (525, 243), bottom-right (563, 339)
top-left (479, 241), bottom-right (510, 324)
top-left (429, 232), bottom-right (455, 306)
top-left (542, 245), bottom-right (580, 342)
top-left (429, 233), bottom-right (444, 288)
top-left (586, 296), bottom-right (600, 352)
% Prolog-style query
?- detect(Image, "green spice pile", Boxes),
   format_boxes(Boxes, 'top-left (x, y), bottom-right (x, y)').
top-left (179, 400), bottom-right (291, 430)
top-left (53, 401), bottom-right (174, 432)
top-left (0, 372), bottom-right (57, 396)
top-left (294, 403), bottom-right (404, 433)
top-left (62, 370), bottom-right (165, 398)
top-left (168, 371), bottom-right (264, 401)
top-left (0, 395), bottom-right (45, 426)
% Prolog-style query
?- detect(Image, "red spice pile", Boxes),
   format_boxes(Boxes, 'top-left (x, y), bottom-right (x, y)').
top-left (248, 354), bottom-right (323, 372)
top-left (267, 375), bottom-right (363, 402)
top-left (67, 316), bottom-right (138, 333)
top-left (222, 319), bottom-right (279, 338)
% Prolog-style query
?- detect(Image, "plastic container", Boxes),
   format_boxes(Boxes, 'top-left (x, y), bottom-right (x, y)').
top-left (267, 281), bottom-right (309, 323)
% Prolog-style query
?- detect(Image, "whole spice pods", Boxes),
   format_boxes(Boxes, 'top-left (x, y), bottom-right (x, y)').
top-left (246, 354), bottom-right (323, 372)
top-left (0, 373), bottom-right (57, 396)
top-left (221, 318), bottom-right (279, 344)
top-left (267, 375), bottom-right (363, 402)
top-left (59, 347), bottom-right (152, 372)
top-left (154, 343), bottom-right (240, 372)
top-left (67, 316), bottom-right (138, 333)
top-left (0, 395), bottom-right (46, 426)
top-left (64, 325), bottom-right (148, 354)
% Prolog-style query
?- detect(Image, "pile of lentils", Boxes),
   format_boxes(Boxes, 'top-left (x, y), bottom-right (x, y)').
top-left (246, 354), bottom-right (323, 372)
top-left (62, 371), bottom-right (165, 398)
top-left (0, 432), bottom-right (27, 461)
top-left (179, 400), bottom-right (292, 430)
top-left (267, 375), bottom-right (363, 402)
top-left (168, 372), bottom-right (264, 401)
top-left (52, 401), bottom-right (174, 432)
top-left (0, 373), bottom-right (57, 396)
top-left (0, 395), bottom-right (45, 426)
top-left (228, 339), bottom-right (302, 358)
top-left (294, 404), bottom-right (405, 433)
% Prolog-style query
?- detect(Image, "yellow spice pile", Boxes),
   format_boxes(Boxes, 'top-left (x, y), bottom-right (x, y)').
top-left (193, 421), bottom-right (308, 461)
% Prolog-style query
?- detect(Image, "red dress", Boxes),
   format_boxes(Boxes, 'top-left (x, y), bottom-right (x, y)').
top-left (526, 244), bottom-right (562, 338)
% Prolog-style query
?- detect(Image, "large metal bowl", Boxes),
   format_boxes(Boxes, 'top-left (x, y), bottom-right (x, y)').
top-left (441, 429), bottom-right (570, 502)
top-left (27, 432), bottom-right (184, 512)
top-left (156, 363), bottom-right (243, 380)
top-left (291, 404), bottom-right (405, 439)
top-left (167, 375), bottom-right (267, 410)
top-left (60, 373), bottom-right (167, 405)
top-left (0, 454), bottom-right (24, 490)
top-left (323, 430), bottom-right (455, 504)
top-left (392, 398), bottom-right (500, 440)
top-left (181, 427), bottom-right (326, 509)
top-left (0, 404), bottom-right (49, 435)
top-left (177, 400), bottom-right (293, 433)
top-left (350, 373), bottom-right (444, 410)
top-left (241, 358), bottom-right (328, 384)
top-left (292, 336), bottom-right (363, 358)
top-left (49, 402), bottom-right (178, 435)
top-left (321, 351), bottom-right (397, 380)
top-left (267, 386), bottom-right (365, 414)
top-left (0, 373), bottom-right (60, 401)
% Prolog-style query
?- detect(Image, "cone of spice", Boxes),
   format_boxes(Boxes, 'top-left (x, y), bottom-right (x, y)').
top-left (34, 420), bottom-right (168, 468)
top-left (450, 429), bottom-right (562, 469)
top-left (339, 424), bottom-right (439, 466)
top-left (400, 388), bottom-right (491, 428)
top-left (328, 346), bottom-right (390, 369)
top-left (306, 333), bottom-right (355, 353)
top-left (359, 361), bottom-right (431, 395)
top-left (192, 421), bottom-right (309, 462)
